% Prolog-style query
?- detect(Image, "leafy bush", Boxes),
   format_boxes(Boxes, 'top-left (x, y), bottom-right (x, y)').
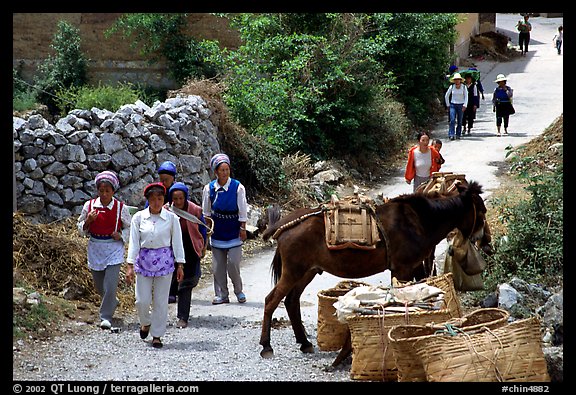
top-left (33, 20), bottom-right (88, 115)
top-left (13, 69), bottom-right (39, 112)
top-left (484, 144), bottom-right (563, 288)
top-left (105, 13), bottom-right (221, 84)
top-left (55, 82), bottom-right (142, 115)
top-left (211, 13), bottom-right (455, 159)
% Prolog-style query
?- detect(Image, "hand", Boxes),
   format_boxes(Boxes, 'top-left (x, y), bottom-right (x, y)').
top-left (84, 209), bottom-right (98, 226)
top-left (176, 265), bottom-right (184, 282)
top-left (240, 229), bottom-right (247, 241)
top-left (125, 265), bottom-right (135, 285)
top-left (405, 179), bottom-right (411, 185)
top-left (111, 231), bottom-right (121, 241)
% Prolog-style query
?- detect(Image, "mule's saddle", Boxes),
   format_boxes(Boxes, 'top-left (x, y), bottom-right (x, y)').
top-left (323, 194), bottom-right (381, 250)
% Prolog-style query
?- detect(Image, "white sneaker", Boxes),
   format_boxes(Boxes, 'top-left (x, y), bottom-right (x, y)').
top-left (100, 319), bottom-right (112, 329)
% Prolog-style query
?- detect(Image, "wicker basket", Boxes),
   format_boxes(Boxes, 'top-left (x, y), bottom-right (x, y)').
top-left (388, 308), bottom-right (510, 382)
top-left (317, 280), bottom-right (370, 351)
top-left (346, 273), bottom-right (462, 381)
top-left (413, 316), bottom-right (550, 382)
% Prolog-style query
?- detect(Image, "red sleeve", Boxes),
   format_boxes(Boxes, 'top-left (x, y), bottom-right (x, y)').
top-left (404, 146), bottom-right (416, 181)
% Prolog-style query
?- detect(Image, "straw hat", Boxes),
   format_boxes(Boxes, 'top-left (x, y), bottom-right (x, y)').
top-left (494, 74), bottom-right (508, 83)
top-left (450, 73), bottom-right (463, 83)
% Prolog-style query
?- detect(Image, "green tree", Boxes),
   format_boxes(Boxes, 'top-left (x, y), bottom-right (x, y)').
top-left (34, 20), bottom-right (88, 114)
top-left (376, 13), bottom-right (459, 124)
top-left (213, 13), bottom-right (457, 157)
top-left (105, 13), bottom-right (220, 84)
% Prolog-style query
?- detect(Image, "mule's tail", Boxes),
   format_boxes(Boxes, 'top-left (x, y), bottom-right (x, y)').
top-left (262, 204), bottom-right (282, 241)
top-left (270, 249), bottom-right (282, 285)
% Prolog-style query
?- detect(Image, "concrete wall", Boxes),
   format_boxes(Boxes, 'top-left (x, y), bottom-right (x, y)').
top-left (454, 13), bottom-right (480, 64)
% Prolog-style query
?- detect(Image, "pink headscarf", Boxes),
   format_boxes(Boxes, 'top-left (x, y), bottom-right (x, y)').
top-left (95, 171), bottom-right (120, 191)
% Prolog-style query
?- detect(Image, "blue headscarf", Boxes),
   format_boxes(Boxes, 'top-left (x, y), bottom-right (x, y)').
top-left (168, 181), bottom-right (189, 201)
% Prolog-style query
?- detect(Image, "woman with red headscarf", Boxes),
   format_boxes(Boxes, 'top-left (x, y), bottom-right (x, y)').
top-left (125, 182), bottom-right (185, 349)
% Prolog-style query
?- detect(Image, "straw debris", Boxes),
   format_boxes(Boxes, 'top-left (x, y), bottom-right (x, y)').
top-left (12, 212), bottom-right (135, 311)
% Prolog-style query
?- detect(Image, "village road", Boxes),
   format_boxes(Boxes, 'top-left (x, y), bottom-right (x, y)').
top-left (187, 13), bottom-right (564, 329)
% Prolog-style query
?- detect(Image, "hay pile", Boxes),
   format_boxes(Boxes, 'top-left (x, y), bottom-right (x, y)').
top-left (12, 213), bottom-right (135, 311)
top-left (469, 31), bottom-right (519, 61)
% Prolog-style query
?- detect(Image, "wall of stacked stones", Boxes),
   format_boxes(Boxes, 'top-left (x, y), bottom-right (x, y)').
top-left (13, 95), bottom-right (221, 223)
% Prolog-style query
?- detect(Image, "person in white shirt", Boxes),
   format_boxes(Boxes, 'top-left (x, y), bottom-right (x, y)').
top-left (444, 73), bottom-right (468, 141)
top-left (125, 182), bottom-right (186, 349)
top-left (553, 25), bottom-right (563, 55)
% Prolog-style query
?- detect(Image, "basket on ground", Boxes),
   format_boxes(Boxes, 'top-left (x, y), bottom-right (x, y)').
top-left (387, 308), bottom-right (510, 382)
top-left (346, 273), bottom-right (462, 381)
top-left (413, 316), bottom-right (550, 382)
top-left (317, 280), bottom-right (369, 351)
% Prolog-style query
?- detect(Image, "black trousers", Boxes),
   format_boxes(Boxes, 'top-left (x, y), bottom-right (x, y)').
top-left (462, 106), bottom-right (476, 131)
top-left (176, 255), bottom-right (201, 322)
top-left (519, 32), bottom-right (530, 53)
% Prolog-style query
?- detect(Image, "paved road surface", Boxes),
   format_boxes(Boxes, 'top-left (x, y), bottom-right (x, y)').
top-left (184, 13), bottom-right (563, 340)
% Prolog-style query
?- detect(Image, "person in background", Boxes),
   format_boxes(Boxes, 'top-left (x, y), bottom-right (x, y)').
top-left (157, 161), bottom-right (177, 205)
top-left (462, 74), bottom-right (480, 135)
top-left (432, 138), bottom-right (446, 167)
top-left (467, 67), bottom-right (485, 101)
top-left (405, 131), bottom-right (442, 192)
top-left (167, 182), bottom-right (207, 329)
top-left (125, 182), bottom-right (186, 349)
top-left (553, 25), bottom-right (563, 55)
top-left (202, 153), bottom-right (248, 305)
top-left (516, 14), bottom-right (532, 56)
top-left (492, 74), bottom-right (514, 136)
top-left (147, 160), bottom-right (179, 304)
top-left (77, 170), bottom-right (132, 330)
top-left (443, 65), bottom-right (459, 115)
top-left (444, 73), bottom-right (468, 141)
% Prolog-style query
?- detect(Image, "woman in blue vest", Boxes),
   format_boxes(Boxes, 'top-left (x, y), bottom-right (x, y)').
top-left (202, 153), bottom-right (248, 305)
top-left (491, 74), bottom-right (514, 136)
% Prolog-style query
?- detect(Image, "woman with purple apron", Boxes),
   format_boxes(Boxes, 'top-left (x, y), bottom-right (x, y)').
top-left (125, 182), bottom-right (185, 348)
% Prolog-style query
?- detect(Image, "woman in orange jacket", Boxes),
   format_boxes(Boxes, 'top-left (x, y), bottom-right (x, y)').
top-left (405, 131), bottom-right (442, 192)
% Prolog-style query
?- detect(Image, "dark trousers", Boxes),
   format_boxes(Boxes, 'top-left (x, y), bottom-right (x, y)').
top-left (519, 32), bottom-right (530, 53)
top-left (462, 107), bottom-right (476, 131)
top-left (177, 255), bottom-right (201, 322)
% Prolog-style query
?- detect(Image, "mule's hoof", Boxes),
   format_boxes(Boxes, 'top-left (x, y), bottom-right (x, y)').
top-left (260, 348), bottom-right (274, 359)
top-left (300, 344), bottom-right (314, 354)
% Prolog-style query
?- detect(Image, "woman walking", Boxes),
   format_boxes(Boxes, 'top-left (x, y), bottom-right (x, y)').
top-left (168, 182), bottom-right (207, 328)
top-left (444, 73), bottom-right (468, 140)
top-left (125, 182), bottom-right (186, 348)
top-left (202, 153), bottom-right (248, 305)
top-left (491, 74), bottom-right (514, 136)
top-left (462, 74), bottom-right (480, 135)
top-left (77, 171), bottom-right (131, 330)
top-left (405, 131), bottom-right (442, 192)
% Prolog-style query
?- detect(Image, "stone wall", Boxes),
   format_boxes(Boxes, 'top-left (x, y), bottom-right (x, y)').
top-left (13, 95), bottom-right (221, 223)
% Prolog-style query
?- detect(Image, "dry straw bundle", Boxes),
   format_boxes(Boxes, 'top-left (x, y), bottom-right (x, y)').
top-left (12, 212), bottom-right (134, 310)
